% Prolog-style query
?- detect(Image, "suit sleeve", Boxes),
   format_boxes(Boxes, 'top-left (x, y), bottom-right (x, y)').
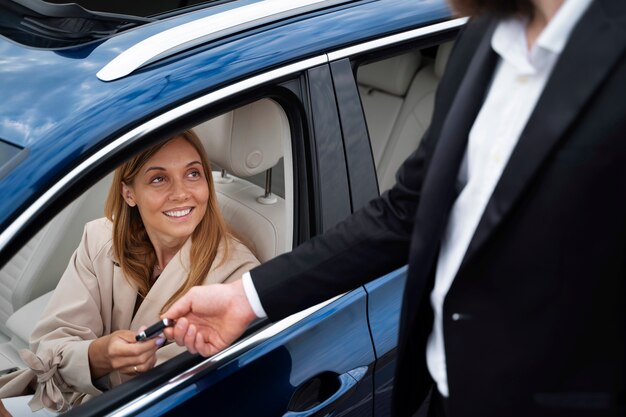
top-left (251, 126), bottom-right (438, 321)
top-left (249, 16), bottom-right (486, 322)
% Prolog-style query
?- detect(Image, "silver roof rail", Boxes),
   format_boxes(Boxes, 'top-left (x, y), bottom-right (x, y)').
top-left (97, 0), bottom-right (352, 82)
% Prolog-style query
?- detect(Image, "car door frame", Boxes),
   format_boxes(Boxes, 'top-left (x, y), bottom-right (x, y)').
top-left (328, 18), bottom-right (466, 417)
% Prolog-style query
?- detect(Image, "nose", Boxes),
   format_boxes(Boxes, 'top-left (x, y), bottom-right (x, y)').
top-left (169, 178), bottom-right (190, 202)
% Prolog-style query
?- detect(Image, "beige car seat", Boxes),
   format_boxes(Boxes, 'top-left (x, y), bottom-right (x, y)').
top-left (194, 98), bottom-right (293, 262)
top-left (358, 51), bottom-right (422, 181)
top-left (359, 42), bottom-right (454, 192)
top-left (0, 174), bottom-right (112, 370)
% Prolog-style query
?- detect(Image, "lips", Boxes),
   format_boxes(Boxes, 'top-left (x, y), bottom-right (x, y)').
top-left (163, 207), bottom-right (193, 218)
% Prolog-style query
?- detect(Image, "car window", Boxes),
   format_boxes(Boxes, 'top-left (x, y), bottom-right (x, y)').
top-left (0, 96), bottom-right (293, 412)
top-left (355, 41), bottom-right (454, 194)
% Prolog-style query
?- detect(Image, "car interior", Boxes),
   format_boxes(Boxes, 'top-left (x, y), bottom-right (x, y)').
top-left (358, 41), bottom-right (454, 192)
top-left (0, 97), bottom-right (294, 376)
top-left (0, 39), bottom-right (453, 382)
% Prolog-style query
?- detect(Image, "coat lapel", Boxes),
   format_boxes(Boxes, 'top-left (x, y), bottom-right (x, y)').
top-left (461, 0), bottom-right (626, 267)
top-left (410, 21), bottom-right (498, 272)
top-left (111, 261), bottom-right (138, 332)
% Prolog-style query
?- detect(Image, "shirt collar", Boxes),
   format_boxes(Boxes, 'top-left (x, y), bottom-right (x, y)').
top-left (491, 0), bottom-right (594, 71)
top-left (536, 0), bottom-right (594, 54)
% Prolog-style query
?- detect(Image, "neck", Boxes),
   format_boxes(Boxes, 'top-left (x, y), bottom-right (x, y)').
top-left (154, 248), bottom-right (177, 272)
top-left (148, 234), bottom-right (187, 272)
top-left (527, 0), bottom-right (564, 48)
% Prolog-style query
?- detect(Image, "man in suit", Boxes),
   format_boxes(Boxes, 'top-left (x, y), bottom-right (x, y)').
top-left (164, 0), bottom-right (626, 415)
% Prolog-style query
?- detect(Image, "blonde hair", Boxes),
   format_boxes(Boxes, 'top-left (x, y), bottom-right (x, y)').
top-left (104, 130), bottom-right (231, 313)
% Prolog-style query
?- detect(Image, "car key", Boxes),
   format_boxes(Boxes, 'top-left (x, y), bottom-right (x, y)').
top-left (135, 318), bottom-right (176, 342)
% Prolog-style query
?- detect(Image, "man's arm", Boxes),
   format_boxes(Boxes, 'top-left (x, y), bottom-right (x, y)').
top-left (248, 16), bottom-right (485, 321)
top-left (162, 136), bottom-right (435, 355)
top-left (250, 136), bottom-right (435, 321)
top-left (162, 16), bottom-right (486, 354)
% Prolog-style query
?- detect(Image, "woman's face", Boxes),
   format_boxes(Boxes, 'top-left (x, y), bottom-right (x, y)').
top-left (121, 136), bottom-right (209, 249)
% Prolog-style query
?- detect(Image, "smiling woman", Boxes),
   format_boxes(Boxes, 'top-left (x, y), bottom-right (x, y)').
top-left (0, 131), bottom-right (259, 414)
top-left (108, 131), bottom-right (226, 315)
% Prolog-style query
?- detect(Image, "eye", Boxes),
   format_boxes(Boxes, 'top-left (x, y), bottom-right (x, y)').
top-left (187, 169), bottom-right (202, 179)
top-left (150, 175), bottom-right (165, 184)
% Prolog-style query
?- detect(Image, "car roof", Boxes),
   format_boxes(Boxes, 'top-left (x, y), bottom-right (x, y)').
top-left (0, 0), bottom-right (451, 232)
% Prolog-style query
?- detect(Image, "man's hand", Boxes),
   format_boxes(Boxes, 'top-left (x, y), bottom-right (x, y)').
top-left (162, 280), bottom-right (257, 357)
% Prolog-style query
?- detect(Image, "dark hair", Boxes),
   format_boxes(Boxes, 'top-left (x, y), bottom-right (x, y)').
top-left (448, 0), bottom-right (535, 18)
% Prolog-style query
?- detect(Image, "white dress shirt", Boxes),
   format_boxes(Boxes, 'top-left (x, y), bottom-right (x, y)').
top-left (427, 0), bottom-right (593, 397)
top-left (242, 0), bottom-right (594, 398)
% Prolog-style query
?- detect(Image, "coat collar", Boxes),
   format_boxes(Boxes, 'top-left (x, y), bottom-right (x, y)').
top-left (460, 0), bottom-right (626, 268)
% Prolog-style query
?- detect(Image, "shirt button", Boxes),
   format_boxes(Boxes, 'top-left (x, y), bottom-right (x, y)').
top-left (451, 313), bottom-right (473, 321)
top-left (517, 75), bottom-right (529, 84)
top-left (493, 152), bottom-right (503, 163)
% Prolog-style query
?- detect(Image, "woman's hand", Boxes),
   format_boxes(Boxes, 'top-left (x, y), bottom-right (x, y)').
top-left (88, 329), bottom-right (165, 380)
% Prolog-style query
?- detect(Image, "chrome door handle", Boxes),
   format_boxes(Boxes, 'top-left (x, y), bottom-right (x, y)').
top-left (283, 366), bottom-right (368, 417)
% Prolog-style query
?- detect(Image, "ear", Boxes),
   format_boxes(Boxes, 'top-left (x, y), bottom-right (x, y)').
top-left (121, 181), bottom-right (137, 207)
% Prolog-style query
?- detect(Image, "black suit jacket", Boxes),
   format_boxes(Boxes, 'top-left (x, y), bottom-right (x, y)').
top-left (251, 1), bottom-right (626, 416)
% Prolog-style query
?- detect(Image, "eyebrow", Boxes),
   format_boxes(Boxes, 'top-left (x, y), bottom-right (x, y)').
top-left (144, 160), bottom-right (202, 173)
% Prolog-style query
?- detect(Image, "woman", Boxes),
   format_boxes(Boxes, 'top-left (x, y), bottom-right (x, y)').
top-left (0, 130), bottom-right (259, 414)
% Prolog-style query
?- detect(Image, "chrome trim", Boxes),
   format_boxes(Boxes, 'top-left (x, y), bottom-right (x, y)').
top-left (0, 54), bottom-right (327, 256)
top-left (97, 0), bottom-right (352, 82)
top-left (107, 296), bottom-right (339, 417)
top-left (327, 17), bottom-right (468, 62)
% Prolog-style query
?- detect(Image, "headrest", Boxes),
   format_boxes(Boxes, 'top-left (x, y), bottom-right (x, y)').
top-left (434, 41), bottom-right (454, 78)
top-left (358, 51), bottom-right (421, 96)
top-left (194, 99), bottom-right (288, 177)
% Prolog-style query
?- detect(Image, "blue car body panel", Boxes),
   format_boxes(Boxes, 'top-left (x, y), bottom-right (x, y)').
top-left (365, 267), bottom-right (409, 416)
top-left (0, 0), bottom-right (457, 415)
top-left (132, 290), bottom-right (375, 416)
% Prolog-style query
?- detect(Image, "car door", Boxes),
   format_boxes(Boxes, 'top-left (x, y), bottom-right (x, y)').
top-left (53, 62), bottom-right (377, 417)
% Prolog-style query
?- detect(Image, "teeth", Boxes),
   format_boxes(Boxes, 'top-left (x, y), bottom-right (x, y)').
top-left (164, 208), bottom-right (191, 218)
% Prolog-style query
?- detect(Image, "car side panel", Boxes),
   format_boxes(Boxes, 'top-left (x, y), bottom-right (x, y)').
top-left (132, 290), bottom-right (375, 417)
top-left (365, 267), bottom-right (408, 417)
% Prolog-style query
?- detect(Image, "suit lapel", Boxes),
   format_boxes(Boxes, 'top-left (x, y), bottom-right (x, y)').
top-left (410, 22), bottom-right (498, 263)
top-left (460, 0), bottom-right (626, 268)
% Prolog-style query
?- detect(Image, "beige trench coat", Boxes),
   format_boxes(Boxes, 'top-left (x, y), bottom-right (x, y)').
top-left (0, 218), bottom-right (259, 412)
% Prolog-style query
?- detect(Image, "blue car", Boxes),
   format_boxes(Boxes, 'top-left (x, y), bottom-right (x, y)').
top-left (0, 0), bottom-right (465, 415)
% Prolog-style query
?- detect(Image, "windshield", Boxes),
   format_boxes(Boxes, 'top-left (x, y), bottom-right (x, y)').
top-left (44, 0), bottom-right (220, 18)
top-left (0, 0), bottom-right (227, 49)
